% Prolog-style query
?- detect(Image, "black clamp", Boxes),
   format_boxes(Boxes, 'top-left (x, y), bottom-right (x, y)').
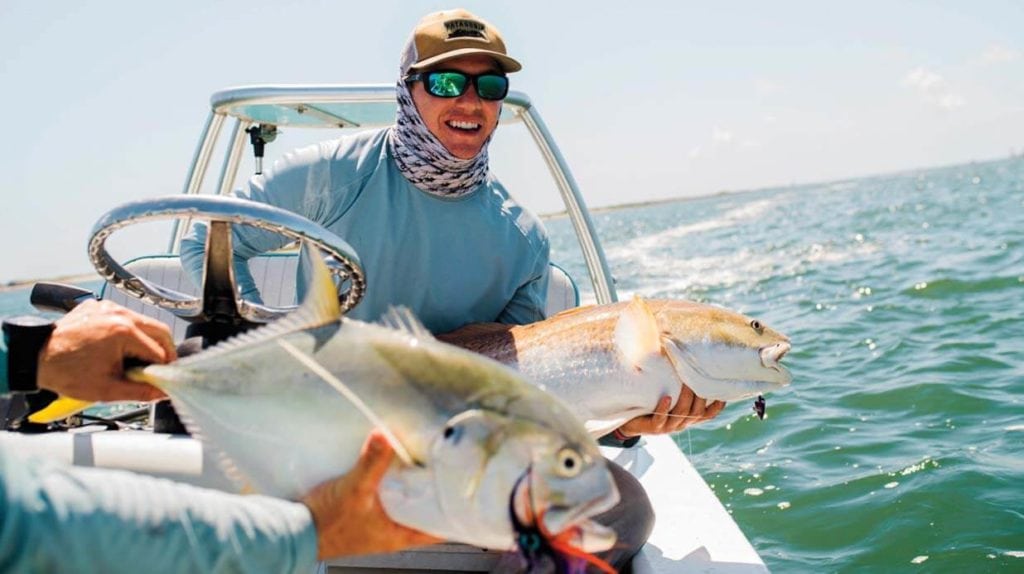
top-left (245, 124), bottom-right (278, 175)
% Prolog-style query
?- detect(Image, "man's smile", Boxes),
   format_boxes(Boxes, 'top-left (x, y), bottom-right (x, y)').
top-left (446, 120), bottom-right (482, 131)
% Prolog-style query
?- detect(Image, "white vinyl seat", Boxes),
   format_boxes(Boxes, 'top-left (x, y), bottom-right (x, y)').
top-left (102, 254), bottom-right (579, 340)
top-left (544, 262), bottom-right (579, 317)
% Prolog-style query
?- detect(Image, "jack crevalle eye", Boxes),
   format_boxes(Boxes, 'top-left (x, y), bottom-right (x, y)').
top-left (555, 448), bottom-right (583, 477)
top-left (443, 425), bottom-right (462, 444)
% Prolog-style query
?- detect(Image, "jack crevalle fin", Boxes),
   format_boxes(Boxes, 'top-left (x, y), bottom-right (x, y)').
top-left (170, 241), bottom-right (342, 367)
top-left (379, 306), bottom-right (434, 339)
top-left (296, 239), bottom-right (342, 325)
top-left (129, 364), bottom-right (256, 493)
top-left (27, 397), bottom-right (94, 424)
top-left (614, 296), bottom-right (665, 372)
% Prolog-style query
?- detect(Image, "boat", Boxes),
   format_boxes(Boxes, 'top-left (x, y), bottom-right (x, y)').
top-left (2, 85), bottom-right (769, 573)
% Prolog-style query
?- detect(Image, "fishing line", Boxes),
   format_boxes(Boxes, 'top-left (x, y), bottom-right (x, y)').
top-left (276, 339), bottom-right (416, 466)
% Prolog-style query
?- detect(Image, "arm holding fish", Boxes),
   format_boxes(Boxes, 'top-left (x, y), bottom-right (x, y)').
top-left (3, 300), bottom-right (436, 569)
top-left (613, 387), bottom-right (726, 440)
top-left (495, 240), bottom-right (551, 326)
top-left (0, 431), bottom-right (432, 572)
top-left (303, 430), bottom-right (442, 558)
top-left (606, 296), bottom-right (726, 441)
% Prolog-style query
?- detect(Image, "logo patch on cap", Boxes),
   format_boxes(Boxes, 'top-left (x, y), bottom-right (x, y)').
top-left (444, 19), bottom-right (487, 41)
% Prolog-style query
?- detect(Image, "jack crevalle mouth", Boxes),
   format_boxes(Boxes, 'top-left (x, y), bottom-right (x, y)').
top-left (539, 498), bottom-right (619, 553)
top-left (510, 468), bottom-right (619, 555)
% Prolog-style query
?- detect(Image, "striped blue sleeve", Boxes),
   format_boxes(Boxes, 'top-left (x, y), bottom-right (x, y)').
top-left (0, 447), bottom-right (318, 573)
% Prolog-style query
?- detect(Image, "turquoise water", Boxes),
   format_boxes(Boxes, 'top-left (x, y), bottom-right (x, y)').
top-left (2, 157), bottom-right (1022, 571)
top-left (549, 157), bottom-right (1024, 571)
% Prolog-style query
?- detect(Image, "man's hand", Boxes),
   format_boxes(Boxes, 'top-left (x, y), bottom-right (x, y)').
top-left (303, 430), bottom-right (442, 559)
top-left (617, 385), bottom-right (725, 437)
top-left (36, 300), bottom-right (175, 401)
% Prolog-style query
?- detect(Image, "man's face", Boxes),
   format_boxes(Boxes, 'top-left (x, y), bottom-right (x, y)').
top-left (410, 54), bottom-right (504, 160)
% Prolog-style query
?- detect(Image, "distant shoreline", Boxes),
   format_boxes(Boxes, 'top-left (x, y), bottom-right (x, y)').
top-left (0, 273), bottom-right (101, 293)
top-left (541, 154), bottom-right (1021, 219)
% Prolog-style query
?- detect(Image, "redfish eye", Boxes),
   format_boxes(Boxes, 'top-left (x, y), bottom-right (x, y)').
top-left (750, 319), bottom-right (764, 334)
top-left (556, 448), bottom-right (583, 477)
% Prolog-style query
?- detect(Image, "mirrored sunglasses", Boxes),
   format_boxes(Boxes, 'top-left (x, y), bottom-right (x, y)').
top-left (404, 70), bottom-right (509, 101)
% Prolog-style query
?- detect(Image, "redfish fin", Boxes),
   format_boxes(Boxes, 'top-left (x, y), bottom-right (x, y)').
top-left (547, 304), bottom-right (597, 320)
top-left (614, 295), bottom-right (665, 371)
top-left (28, 397), bottom-right (94, 423)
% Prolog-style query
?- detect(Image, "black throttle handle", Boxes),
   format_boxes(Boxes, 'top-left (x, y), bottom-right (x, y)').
top-left (30, 282), bottom-right (99, 314)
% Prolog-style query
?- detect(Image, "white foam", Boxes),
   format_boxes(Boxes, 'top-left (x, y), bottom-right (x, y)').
top-left (605, 198), bottom-right (777, 260)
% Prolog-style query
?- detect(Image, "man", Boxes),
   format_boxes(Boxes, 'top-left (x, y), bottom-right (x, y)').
top-left (1, 300), bottom-right (438, 572)
top-left (180, 8), bottom-right (722, 439)
top-left (180, 7), bottom-right (721, 568)
top-left (182, 9), bottom-right (549, 335)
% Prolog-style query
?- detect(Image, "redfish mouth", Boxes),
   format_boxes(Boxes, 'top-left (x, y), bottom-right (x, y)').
top-left (759, 341), bottom-right (791, 371)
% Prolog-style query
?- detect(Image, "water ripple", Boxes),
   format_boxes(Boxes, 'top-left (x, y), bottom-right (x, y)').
top-left (547, 156), bottom-right (1024, 571)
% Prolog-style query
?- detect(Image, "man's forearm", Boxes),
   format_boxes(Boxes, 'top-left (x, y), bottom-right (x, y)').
top-left (0, 448), bottom-right (318, 573)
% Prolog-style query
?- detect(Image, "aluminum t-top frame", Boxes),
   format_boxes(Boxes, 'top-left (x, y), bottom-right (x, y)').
top-left (170, 84), bottom-right (617, 305)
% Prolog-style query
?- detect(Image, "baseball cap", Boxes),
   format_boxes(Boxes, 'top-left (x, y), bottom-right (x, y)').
top-left (400, 9), bottom-right (522, 74)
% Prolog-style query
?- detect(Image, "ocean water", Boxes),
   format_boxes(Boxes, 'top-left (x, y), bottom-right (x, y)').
top-left (548, 156), bottom-right (1024, 572)
top-left (2, 157), bottom-right (1022, 571)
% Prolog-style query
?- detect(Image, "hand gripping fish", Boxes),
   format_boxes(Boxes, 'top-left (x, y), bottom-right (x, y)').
top-left (440, 297), bottom-right (793, 436)
top-left (42, 244), bottom-right (621, 564)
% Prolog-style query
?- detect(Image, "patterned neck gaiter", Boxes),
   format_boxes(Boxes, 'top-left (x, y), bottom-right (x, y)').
top-left (388, 78), bottom-right (493, 198)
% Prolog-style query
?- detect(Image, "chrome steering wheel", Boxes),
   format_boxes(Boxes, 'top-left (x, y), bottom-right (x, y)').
top-left (88, 195), bottom-right (365, 325)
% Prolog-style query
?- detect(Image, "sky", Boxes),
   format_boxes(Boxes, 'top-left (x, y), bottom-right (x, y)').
top-left (1, 0), bottom-right (1022, 283)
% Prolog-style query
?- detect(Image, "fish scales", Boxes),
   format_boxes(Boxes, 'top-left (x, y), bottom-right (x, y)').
top-left (442, 298), bottom-right (792, 437)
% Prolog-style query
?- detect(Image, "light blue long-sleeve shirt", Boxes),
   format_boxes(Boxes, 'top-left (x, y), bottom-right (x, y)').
top-left (180, 127), bottom-right (550, 334)
top-left (0, 443), bottom-right (318, 573)
top-left (2, 333), bottom-right (319, 572)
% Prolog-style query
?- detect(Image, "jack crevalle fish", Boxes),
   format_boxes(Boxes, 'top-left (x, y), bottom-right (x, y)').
top-left (440, 297), bottom-right (792, 436)
top-left (130, 244), bottom-right (620, 556)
